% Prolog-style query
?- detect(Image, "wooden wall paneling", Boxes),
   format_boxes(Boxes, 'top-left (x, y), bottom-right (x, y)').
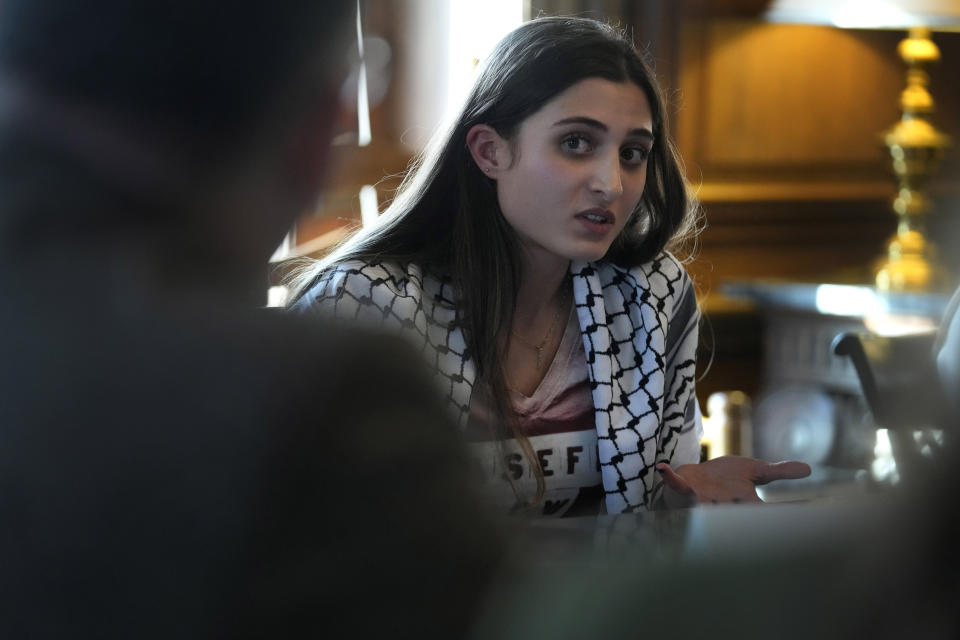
top-left (669, 18), bottom-right (960, 291)
top-left (677, 20), bottom-right (905, 201)
top-left (686, 199), bottom-right (894, 288)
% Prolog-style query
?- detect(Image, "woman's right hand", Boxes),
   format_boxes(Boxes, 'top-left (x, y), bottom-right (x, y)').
top-left (656, 456), bottom-right (811, 507)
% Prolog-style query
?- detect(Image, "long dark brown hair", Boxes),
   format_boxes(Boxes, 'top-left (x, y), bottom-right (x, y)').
top-left (290, 16), bottom-right (698, 506)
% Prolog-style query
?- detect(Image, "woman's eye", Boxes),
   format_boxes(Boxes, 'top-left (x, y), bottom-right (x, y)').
top-left (561, 134), bottom-right (592, 154)
top-left (621, 146), bottom-right (650, 165)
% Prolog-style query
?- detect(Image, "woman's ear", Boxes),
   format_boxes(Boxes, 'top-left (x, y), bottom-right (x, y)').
top-left (465, 124), bottom-right (509, 178)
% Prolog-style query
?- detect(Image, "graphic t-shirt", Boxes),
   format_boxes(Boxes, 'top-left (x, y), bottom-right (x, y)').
top-left (465, 306), bottom-right (603, 517)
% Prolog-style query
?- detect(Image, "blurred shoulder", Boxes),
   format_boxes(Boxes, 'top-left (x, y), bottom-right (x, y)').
top-left (290, 259), bottom-right (430, 319)
top-left (293, 260), bottom-right (421, 302)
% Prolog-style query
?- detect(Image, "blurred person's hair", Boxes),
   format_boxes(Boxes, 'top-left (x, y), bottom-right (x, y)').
top-left (0, 1), bottom-right (354, 160)
top-left (0, 1), bottom-right (355, 282)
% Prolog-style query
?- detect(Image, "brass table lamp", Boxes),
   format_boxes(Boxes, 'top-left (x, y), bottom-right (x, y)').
top-left (877, 26), bottom-right (951, 291)
top-left (765, 0), bottom-right (960, 292)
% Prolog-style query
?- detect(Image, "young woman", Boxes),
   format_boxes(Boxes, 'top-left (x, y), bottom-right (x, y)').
top-left (291, 16), bottom-right (808, 515)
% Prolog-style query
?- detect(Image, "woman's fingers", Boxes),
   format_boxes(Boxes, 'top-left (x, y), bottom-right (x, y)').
top-left (656, 463), bottom-right (698, 508)
top-left (657, 458), bottom-right (810, 508)
top-left (753, 460), bottom-right (812, 485)
top-left (656, 463), bottom-right (694, 493)
top-left (657, 462), bottom-right (697, 496)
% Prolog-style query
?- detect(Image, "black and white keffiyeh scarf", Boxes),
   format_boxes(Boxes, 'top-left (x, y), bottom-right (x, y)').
top-left (294, 253), bottom-right (702, 513)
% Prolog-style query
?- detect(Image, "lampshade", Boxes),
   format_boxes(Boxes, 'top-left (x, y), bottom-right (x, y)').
top-left (764, 0), bottom-right (960, 31)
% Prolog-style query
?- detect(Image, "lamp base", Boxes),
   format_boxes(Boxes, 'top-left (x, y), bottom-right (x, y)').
top-left (874, 229), bottom-right (941, 292)
top-left (875, 27), bottom-right (952, 293)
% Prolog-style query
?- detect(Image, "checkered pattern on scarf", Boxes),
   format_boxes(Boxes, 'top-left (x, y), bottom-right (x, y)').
top-left (293, 254), bottom-right (701, 513)
top-left (571, 257), bottom-right (700, 513)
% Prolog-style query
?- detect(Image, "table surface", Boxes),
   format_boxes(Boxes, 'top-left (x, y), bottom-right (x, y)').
top-left (504, 483), bottom-right (893, 570)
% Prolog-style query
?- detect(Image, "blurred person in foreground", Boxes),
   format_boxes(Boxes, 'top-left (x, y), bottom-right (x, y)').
top-left (0, 1), bottom-right (500, 637)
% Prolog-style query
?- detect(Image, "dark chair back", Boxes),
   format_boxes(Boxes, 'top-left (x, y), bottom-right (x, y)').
top-left (833, 331), bottom-right (945, 431)
top-left (833, 327), bottom-right (950, 483)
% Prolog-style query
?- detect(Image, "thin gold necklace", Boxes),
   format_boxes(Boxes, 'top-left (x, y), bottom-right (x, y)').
top-left (511, 291), bottom-right (570, 371)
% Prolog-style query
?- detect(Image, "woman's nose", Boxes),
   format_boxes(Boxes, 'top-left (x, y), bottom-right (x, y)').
top-left (590, 153), bottom-right (624, 201)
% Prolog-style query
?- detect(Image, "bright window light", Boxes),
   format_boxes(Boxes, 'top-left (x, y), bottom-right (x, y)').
top-left (814, 284), bottom-right (885, 317)
top-left (359, 184), bottom-right (380, 228)
top-left (830, 1), bottom-right (914, 29)
top-left (267, 286), bottom-right (289, 308)
top-left (356, 2), bottom-right (371, 146)
top-left (447, 0), bottom-right (524, 116)
top-left (269, 231), bottom-right (293, 263)
top-left (863, 313), bottom-right (938, 337)
top-left (872, 428), bottom-right (900, 485)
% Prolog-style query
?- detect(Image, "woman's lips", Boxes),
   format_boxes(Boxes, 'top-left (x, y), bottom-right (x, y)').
top-left (575, 209), bottom-right (615, 236)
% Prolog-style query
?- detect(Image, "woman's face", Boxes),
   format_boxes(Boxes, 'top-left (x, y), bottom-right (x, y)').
top-left (494, 77), bottom-right (653, 270)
